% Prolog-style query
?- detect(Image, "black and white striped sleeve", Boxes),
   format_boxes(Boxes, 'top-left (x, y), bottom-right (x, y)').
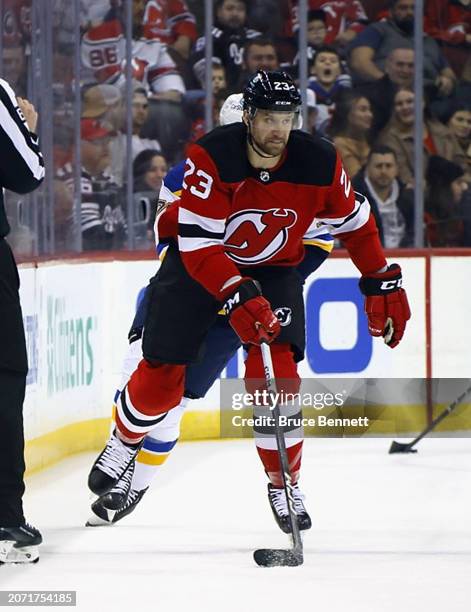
top-left (304, 191), bottom-right (371, 239)
top-left (0, 78), bottom-right (44, 194)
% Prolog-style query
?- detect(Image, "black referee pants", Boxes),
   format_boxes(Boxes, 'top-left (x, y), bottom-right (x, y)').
top-left (0, 238), bottom-right (28, 527)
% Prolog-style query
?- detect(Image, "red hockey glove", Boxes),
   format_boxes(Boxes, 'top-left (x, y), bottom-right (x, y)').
top-left (359, 264), bottom-right (411, 348)
top-left (223, 279), bottom-right (281, 345)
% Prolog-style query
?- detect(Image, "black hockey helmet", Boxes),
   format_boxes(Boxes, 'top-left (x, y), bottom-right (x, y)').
top-left (243, 70), bottom-right (302, 115)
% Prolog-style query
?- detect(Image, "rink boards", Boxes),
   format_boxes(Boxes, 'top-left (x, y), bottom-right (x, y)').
top-left (17, 250), bottom-right (471, 473)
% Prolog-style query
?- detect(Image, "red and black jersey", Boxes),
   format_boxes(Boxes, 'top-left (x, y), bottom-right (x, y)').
top-left (424, 0), bottom-right (471, 46)
top-left (286, 0), bottom-right (368, 42)
top-left (178, 123), bottom-right (386, 299)
top-left (142, 0), bottom-right (197, 44)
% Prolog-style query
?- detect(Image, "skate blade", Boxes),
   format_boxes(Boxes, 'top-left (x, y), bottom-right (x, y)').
top-left (0, 541), bottom-right (14, 562)
top-left (0, 542), bottom-right (39, 564)
top-left (86, 516), bottom-right (110, 527)
top-left (85, 509), bottom-right (116, 527)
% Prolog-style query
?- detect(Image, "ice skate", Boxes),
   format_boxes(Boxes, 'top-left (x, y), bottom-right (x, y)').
top-left (98, 461), bottom-right (135, 511)
top-left (88, 430), bottom-right (142, 497)
top-left (0, 523), bottom-right (42, 564)
top-left (86, 487), bottom-right (148, 526)
top-left (267, 483), bottom-right (312, 534)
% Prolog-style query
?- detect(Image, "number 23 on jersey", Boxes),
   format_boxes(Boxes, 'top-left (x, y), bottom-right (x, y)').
top-left (183, 158), bottom-right (213, 200)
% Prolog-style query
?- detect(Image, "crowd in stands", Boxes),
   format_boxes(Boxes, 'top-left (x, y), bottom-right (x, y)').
top-left (3, 0), bottom-right (471, 252)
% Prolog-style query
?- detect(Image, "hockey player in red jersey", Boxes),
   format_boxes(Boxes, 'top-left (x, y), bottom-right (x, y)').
top-left (87, 94), bottom-right (334, 532)
top-left (88, 70), bottom-right (411, 532)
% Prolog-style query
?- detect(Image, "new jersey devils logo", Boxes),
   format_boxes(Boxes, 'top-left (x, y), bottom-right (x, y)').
top-left (224, 208), bottom-right (297, 264)
top-left (274, 307), bottom-right (292, 327)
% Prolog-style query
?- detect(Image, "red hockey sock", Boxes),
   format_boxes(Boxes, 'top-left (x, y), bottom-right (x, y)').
top-left (245, 344), bottom-right (303, 486)
top-left (256, 441), bottom-right (304, 487)
top-left (116, 358), bottom-right (185, 443)
top-left (244, 343), bottom-right (300, 395)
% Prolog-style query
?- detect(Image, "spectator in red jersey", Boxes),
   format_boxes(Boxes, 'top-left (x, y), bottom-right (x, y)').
top-left (287, 0), bottom-right (369, 49)
top-left (425, 0), bottom-right (471, 47)
top-left (424, 0), bottom-right (471, 79)
top-left (80, 2), bottom-right (186, 101)
top-left (139, 0), bottom-right (197, 60)
top-left (328, 90), bottom-right (374, 177)
top-left (81, 0), bottom-right (197, 61)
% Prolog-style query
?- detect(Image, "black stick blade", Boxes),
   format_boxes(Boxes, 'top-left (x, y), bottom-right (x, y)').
top-left (389, 440), bottom-right (418, 454)
top-left (253, 548), bottom-right (303, 567)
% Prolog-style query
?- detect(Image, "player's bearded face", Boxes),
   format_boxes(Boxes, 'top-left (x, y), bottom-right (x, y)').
top-left (250, 110), bottom-right (294, 156)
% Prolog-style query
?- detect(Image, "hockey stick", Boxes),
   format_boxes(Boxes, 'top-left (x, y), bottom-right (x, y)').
top-left (253, 342), bottom-right (304, 567)
top-left (389, 383), bottom-right (471, 454)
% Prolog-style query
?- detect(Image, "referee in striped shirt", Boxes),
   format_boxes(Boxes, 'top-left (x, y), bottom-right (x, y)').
top-left (0, 78), bottom-right (44, 564)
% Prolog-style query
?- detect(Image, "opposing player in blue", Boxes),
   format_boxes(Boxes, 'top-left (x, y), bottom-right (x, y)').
top-left (87, 94), bottom-right (335, 532)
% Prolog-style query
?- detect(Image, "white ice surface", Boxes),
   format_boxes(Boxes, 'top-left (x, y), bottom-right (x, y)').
top-left (1, 438), bottom-right (471, 612)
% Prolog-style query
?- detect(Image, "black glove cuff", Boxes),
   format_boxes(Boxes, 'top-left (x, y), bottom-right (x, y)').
top-left (223, 279), bottom-right (261, 315)
top-left (359, 264), bottom-right (403, 296)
